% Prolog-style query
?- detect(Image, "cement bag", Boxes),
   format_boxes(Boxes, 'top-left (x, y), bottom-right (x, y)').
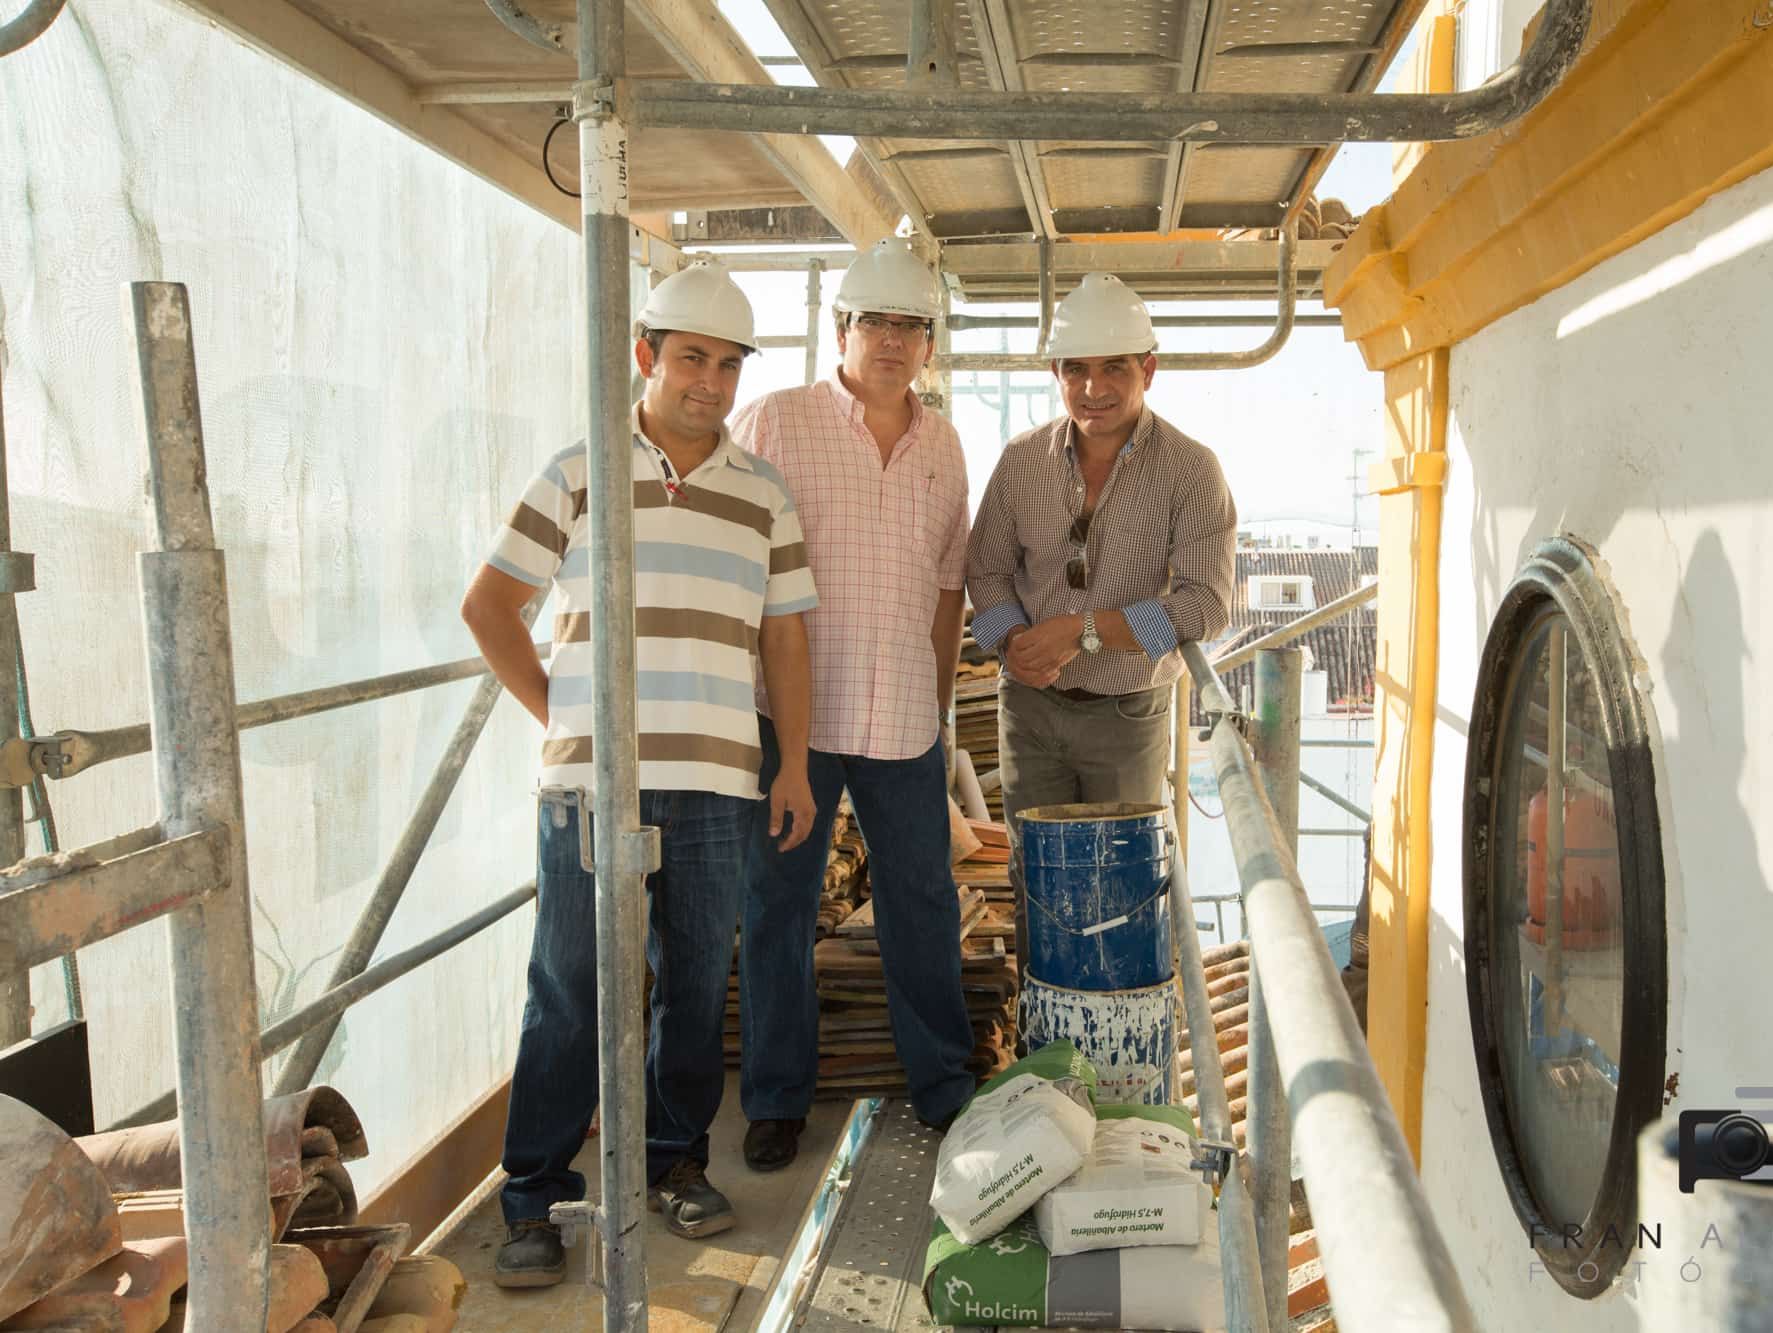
top-left (929, 1041), bottom-right (1098, 1245)
top-left (923, 1212), bottom-right (1225, 1332)
top-left (1034, 1104), bottom-right (1211, 1255)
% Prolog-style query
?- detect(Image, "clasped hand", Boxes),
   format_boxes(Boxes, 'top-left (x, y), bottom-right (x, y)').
top-left (1004, 615), bottom-right (1081, 689)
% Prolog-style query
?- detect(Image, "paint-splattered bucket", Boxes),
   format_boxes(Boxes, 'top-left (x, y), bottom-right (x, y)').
top-left (1019, 802), bottom-right (1174, 991)
top-left (1022, 974), bottom-right (1177, 1105)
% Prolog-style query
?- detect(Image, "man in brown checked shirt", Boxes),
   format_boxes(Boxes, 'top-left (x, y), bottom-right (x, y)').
top-left (965, 272), bottom-right (1238, 978)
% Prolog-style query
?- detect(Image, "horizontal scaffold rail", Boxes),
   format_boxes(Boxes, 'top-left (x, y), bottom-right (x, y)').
top-left (20, 641), bottom-right (551, 782)
top-left (623, 0), bottom-right (1587, 144)
top-left (0, 824), bottom-right (231, 972)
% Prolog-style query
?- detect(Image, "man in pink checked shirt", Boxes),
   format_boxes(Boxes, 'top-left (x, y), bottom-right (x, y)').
top-left (729, 239), bottom-right (977, 1170)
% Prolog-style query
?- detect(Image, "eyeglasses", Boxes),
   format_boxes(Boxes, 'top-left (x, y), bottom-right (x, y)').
top-left (850, 314), bottom-right (933, 342)
top-left (1065, 516), bottom-right (1089, 590)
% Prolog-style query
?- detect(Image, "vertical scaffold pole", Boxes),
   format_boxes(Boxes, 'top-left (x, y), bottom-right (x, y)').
top-left (0, 331), bottom-right (31, 1042)
top-left (1250, 646), bottom-right (1301, 1333)
top-left (127, 282), bottom-right (272, 1328)
top-left (574, 3), bottom-right (657, 1329)
top-left (803, 259), bottom-right (822, 386)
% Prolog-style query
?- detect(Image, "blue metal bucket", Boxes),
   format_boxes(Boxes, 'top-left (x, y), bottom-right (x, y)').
top-left (1022, 974), bottom-right (1178, 1105)
top-left (1019, 802), bottom-right (1174, 991)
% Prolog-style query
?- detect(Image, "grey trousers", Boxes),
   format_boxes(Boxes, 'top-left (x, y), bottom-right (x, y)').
top-left (997, 677), bottom-right (1174, 990)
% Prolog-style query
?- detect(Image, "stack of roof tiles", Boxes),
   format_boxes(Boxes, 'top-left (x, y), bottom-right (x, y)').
top-left (0, 1089), bottom-right (465, 1333)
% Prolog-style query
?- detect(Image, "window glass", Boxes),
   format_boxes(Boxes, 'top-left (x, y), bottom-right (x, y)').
top-left (1490, 610), bottom-right (1624, 1226)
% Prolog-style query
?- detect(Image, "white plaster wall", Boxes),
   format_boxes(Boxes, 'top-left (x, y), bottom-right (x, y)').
top-left (1421, 161), bottom-right (1773, 1328)
top-left (0, 0), bottom-right (590, 1195)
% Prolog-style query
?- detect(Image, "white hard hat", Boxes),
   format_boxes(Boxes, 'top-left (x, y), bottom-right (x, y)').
top-left (634, 260), bottom-right (757, 353)
top-left (834, 238), bottom-right (942, 321)
top-left (1043, 272), bottom-right (1157, 360)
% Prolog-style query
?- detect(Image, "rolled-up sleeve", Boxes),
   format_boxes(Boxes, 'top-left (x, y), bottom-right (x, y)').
top-left (964, 456), bottom-right (1029, 652)
top-left (1156, 450), bottom-right (1237, 644)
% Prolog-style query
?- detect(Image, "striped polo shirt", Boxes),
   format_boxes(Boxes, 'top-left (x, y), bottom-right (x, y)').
top-left (487, 403), bottom-right (817, 798)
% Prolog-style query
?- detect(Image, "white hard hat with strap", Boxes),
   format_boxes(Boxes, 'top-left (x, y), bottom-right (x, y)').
top-left (634, 259), bottom-right (757, 353)
top-left (834, 238), bottom-right (943, 321)
top-left (1043, 272), bottom-right (1157, 361)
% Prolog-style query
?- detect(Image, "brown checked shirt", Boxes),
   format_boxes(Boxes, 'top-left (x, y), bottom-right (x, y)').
top-left (965, 407), bottom-right (1237, 696)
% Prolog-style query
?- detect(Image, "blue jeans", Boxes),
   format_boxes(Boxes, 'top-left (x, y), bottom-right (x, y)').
top-left (500, 788), bottom-right (748, 1226)
top-left (740, 717), bottom-right (976, 1125)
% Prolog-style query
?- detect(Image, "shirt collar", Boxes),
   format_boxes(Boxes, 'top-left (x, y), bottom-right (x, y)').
top-left (825, 370), bottom-right (926, 435)
top-left (630, 400), bottom-right (752, 471)
top-left (1055, 405), bottom-right (1156, 462)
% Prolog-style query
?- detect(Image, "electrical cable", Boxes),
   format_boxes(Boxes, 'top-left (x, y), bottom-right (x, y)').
top-left (543, 117), bottom-right (579, 198)
top-left (1188, 788), bottom-right (1224, 820)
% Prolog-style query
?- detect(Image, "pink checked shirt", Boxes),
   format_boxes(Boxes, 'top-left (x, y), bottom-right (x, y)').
top-left (731, 375), bottom-right (969, 760)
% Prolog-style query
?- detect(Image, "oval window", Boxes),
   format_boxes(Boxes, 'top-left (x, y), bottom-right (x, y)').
top-left (1463, 538), bottom-right (1666, 1298)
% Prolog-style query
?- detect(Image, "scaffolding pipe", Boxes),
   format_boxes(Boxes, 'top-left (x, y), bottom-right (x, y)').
top-left (261, 882), bottom-right (537, 1059)
top-left (41, 642), bottom-right (551, 781)
top-left (1183, 640), bottom-right (1476, 1332)
top-left (683, 249), bottom-right (856, 272)
top-left (1171, 822), bottom-right (1268, 1333)
top-left (1210, 580), bottom-right (1377, 674)
top-left (482, 0), bottom-right (566, 53)
top-left (947, 312), bottom-right (1343, 331)
top-left (0, 335), bottom-right (29, 1043)
top-left (1248, 648), bottom-right (1300, 1333)
top-left (272, 604), bottom-right (539, 1095)
top-left (803, 260), bottom-right (822, 384)
top-left (128, 281), bottom-right (272, 1328)
top-left (577, 1), bottom-right (658, 1327)
top-left (628, 0), bottom-right (1589, 142)
top-left (938, 223), bottom-right (1296, 372)
top-left (1299, 768), bottom-right (1370, 824)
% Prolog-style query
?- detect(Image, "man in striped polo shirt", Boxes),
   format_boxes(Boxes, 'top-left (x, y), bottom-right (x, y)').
top-left (966, 273), bottom-right (1237, 982)
top-left (461, 261), bottom-right (817, 1287)
top-left (730, 239), bottom-right (978, 1172)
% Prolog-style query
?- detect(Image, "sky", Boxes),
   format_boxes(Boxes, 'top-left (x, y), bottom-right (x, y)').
top-left (706, 1), bottom-right (1419, 547)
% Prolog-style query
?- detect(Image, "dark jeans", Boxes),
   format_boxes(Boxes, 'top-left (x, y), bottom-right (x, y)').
top-left (740, 716), bottom-right (976, 1125)
top-left (500, 787), bottom-right (747, 1226)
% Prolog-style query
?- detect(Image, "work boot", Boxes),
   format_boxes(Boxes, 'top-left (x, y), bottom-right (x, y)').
top-left (917, 1106), bottom-right (962, 1135)
top-left (494, 1219), bottom-right (566, 1288)
top-left (649, 1158), bottom-right (737, 1239)
top-left (743, 1117), bottom-right (806, 1172)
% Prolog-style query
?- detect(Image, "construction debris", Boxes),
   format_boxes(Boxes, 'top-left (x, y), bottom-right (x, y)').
top-left (0, 1087), bottom-right (465, 1333)
top-left (1, 1235), bottom-right (185, 1332)
top-left (77, 1086), bottom-right (368, 1239)
top-left (0, 1096), bottom-right (121, 1323)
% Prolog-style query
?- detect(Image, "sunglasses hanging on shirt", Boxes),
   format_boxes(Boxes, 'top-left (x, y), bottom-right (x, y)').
top-left (1066, 512), bottom-right (1091, 590)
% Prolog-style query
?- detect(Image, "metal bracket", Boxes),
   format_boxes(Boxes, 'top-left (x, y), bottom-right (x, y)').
top-left (0, 734), bottom-right (70, 788)
top-left (572, 78), bottom-right (617, 123)
top-left (548, 1199), bottom-right (607, 1289)
top-left (570, 788), bottom-right (662, 876)
top-left (0, 551), bottom-right (35, 595)
top-left (1190, 1136), bottom-right (1237, 1188)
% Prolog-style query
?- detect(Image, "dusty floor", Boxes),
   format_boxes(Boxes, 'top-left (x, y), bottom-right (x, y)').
top-left (431, 1075), bottom-right (853, 1332)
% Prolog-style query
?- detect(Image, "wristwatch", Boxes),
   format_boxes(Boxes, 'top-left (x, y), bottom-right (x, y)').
top-left (1080, 612), bottom-right (1103, 654)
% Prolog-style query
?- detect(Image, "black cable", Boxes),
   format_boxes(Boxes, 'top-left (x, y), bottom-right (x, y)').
top-left (543, 117), bottom-right (579, 198)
